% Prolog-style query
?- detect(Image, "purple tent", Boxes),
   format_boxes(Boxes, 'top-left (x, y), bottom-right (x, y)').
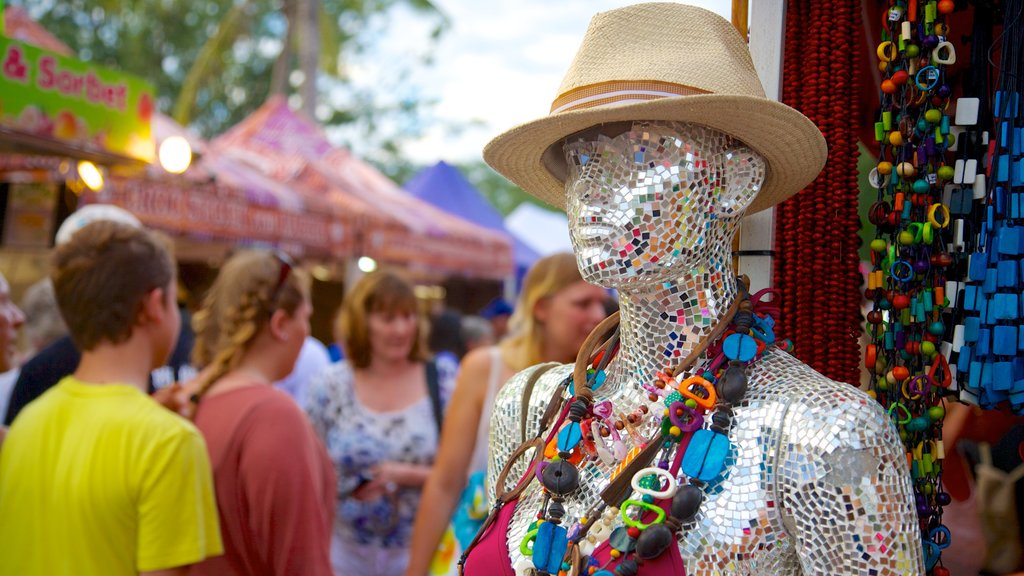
top-left (405, 161), bottom-right (539, 270)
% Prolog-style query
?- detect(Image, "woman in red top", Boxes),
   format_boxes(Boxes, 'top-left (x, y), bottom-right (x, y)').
top-left (189, 250), bottom-right (335, 576)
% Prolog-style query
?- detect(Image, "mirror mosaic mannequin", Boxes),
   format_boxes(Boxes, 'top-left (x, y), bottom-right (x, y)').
top-left (462, 4), bottom-right (923, 576)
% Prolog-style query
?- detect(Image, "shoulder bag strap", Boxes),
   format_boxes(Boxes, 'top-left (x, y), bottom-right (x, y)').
top-left (425, 360), bottom-right (443, 434)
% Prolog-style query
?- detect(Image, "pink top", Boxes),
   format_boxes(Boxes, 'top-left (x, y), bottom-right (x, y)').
top-left (192, 384), bottom-right (336, 576)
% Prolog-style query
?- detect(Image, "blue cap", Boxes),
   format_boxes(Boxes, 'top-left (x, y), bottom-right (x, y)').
top-left (480, 298), bottom-right (513, 319)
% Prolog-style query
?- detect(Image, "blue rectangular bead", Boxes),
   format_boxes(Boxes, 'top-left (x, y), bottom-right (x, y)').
top-left (1015, 128), bottom-right (1023, 154)
top-left (969, 360), bottom-right (983, 389)
top-left (978, 296), bottom-right (990, 323)
top-left (994, 326), bottom-right (1018, 355)
top-left (983, 269), bottom-right (999, 294)
top-left (998, 187), bottom-right (1009, 216)
top-left (1020, 325), bottom-right (1024, 351)
top-left (981, 360), bottom-right (994, 388)
top-left (993, 362), bottom-right (1013, 390)
top-left (977, 329), bottom-right (991, 356)
top-left (1013, 193), bottom-right (1022, 219)
top-left (964, 317), bottom-right (980, 342)
top-left (995, 293), bottom-right (1018, 320)
top-left (958, 346), bottom-right (973, 373)
top-left (991, 227), bottom-right (1002, 255)
top-left (959, 190), bottom-right (975, 214)
top-left (1000, 228), bottom-right (1021, 255)
top-left (997, 155), bottom-right (1010, 183)
top-left (969, 252), bottom-right (988, 281)
top-left (986, 298), bottom-right (999, 324)
top-left (950, 189), bottom-right (965, 215)
top-left (963, 285), bottom-right (978, 311)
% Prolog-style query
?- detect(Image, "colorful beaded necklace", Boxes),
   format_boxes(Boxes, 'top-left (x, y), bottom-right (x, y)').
top-left (518, 278), bottom-right (780, 576)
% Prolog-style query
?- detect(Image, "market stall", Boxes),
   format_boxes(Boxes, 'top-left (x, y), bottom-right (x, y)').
top-left (210, 97), bottom-right (514, 280)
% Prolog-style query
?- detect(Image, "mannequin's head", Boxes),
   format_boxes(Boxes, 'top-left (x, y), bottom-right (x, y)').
top-left (563, 121), bottom-right (766, 289)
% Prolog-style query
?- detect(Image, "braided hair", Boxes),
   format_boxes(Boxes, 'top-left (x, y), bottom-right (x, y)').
top-left (190, 250), bottom-right (307, 408)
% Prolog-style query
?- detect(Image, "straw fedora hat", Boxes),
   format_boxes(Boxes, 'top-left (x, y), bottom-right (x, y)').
top-left (483, 2), bottom-right (827, 215)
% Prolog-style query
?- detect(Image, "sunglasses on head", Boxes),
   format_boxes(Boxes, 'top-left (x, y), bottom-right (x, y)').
top-left (269, 250), bottom-right (295, 306)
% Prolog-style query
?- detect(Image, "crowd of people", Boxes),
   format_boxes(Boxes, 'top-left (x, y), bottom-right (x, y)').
top-left (0, 205), bottom-right (612, 576)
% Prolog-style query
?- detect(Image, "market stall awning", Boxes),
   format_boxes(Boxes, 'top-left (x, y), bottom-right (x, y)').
top-left (405, 161), bottom-right (539, 270)
top-left (210, 97), bottom-right (514, 279)
top-left (85, 174), bottom-right (353, 258)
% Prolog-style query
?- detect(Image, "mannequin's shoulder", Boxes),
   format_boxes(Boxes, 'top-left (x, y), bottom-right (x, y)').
top-left (495, 362), bottom-right (574, 408)
top-left (749, 348), bottom-right (894, 442)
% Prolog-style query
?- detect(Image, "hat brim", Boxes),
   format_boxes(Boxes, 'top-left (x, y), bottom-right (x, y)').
top-left (484, 94), bottom-right (827, 215)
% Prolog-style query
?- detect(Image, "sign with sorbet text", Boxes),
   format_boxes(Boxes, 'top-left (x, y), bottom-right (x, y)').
top-left (0, 35), bottom-right (155, 162)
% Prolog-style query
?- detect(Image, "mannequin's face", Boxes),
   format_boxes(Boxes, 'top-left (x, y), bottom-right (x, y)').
top-left (564, 121), bottom-right (765, 289)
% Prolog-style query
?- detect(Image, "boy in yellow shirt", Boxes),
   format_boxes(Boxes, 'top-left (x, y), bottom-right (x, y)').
top-left (0, 220), bottom-right (223, 575)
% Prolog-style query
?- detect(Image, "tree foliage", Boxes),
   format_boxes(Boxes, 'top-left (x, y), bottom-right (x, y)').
top-left (18, 0), bottom-right (448, 162)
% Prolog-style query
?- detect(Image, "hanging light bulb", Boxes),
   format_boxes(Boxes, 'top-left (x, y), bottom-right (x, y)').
top-left (357, 256), bottom-right (377, 273)
top-left (158, 136), bottom-right (192, 174)
top-left (76, 161), bottom-right (104, 191)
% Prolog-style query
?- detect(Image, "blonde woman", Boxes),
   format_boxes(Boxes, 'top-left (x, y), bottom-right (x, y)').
top-left (305, 271), bottom-right (458, 576)
top-left (406, 253), bottom-right (608, 576)
top-left (190, 250), bottom-right (335, 576)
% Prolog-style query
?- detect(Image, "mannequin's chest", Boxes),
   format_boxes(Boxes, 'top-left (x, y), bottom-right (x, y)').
top-left (502, 393), bottom-right (803, 575)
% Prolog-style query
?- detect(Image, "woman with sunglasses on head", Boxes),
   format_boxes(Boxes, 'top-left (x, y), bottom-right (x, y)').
top-left (305, 271), bottom-right (458, 576)
top-left (189, 250), bottom-right (335, 576)
top-left (406, 252), bottom-right (608, 576)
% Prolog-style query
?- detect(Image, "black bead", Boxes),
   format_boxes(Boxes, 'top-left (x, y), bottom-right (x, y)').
top-left (711, 411), bottom-right (732, 429)
top-left (547, 500), bottom-right (565, 519)
top-left (671, 484), bottom-right (703, 522)
top-left (733, 310), bottom-right (754, 331)
top-left (635, 523), bottom-right (674, 560)
top-left (541, 460), bottom-right (580, 495)
top-left (615, 558), bottom-right (639, 576)
top-left (569, 399), bottom-right (589, 421)
top-left (716, 364), bottom-right (748, 404)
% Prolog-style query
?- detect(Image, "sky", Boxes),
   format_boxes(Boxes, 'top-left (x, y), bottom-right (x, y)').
top-left (341, 0), bottom-right (733, 166)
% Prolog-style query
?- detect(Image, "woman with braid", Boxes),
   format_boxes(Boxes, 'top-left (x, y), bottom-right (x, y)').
top-left (189, 250), bottom-right (336, 576)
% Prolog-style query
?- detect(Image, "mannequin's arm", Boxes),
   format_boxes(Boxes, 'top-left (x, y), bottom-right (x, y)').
top-left (776, 382), bottom-right (925, 575)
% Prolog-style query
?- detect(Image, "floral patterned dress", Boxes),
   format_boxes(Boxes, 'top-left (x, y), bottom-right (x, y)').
top-left (305, 358), bottom-right (456, 576)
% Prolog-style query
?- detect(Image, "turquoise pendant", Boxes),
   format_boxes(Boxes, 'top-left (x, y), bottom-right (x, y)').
top-left (557, 421), bottom-right (583, 452)
top-left (722, 333), bottom-right (757, 362)
top-left (533, 521), bottom-right (568, 574)
top-left (681, 429), bottom-right (730, 481)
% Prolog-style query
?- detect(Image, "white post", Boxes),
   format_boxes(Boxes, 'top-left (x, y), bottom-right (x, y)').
top-left (738, 0), bottom-right (786, 291)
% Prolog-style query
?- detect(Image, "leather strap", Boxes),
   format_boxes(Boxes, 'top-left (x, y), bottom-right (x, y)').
top-left (519, 362), bottom-right (561, 444)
